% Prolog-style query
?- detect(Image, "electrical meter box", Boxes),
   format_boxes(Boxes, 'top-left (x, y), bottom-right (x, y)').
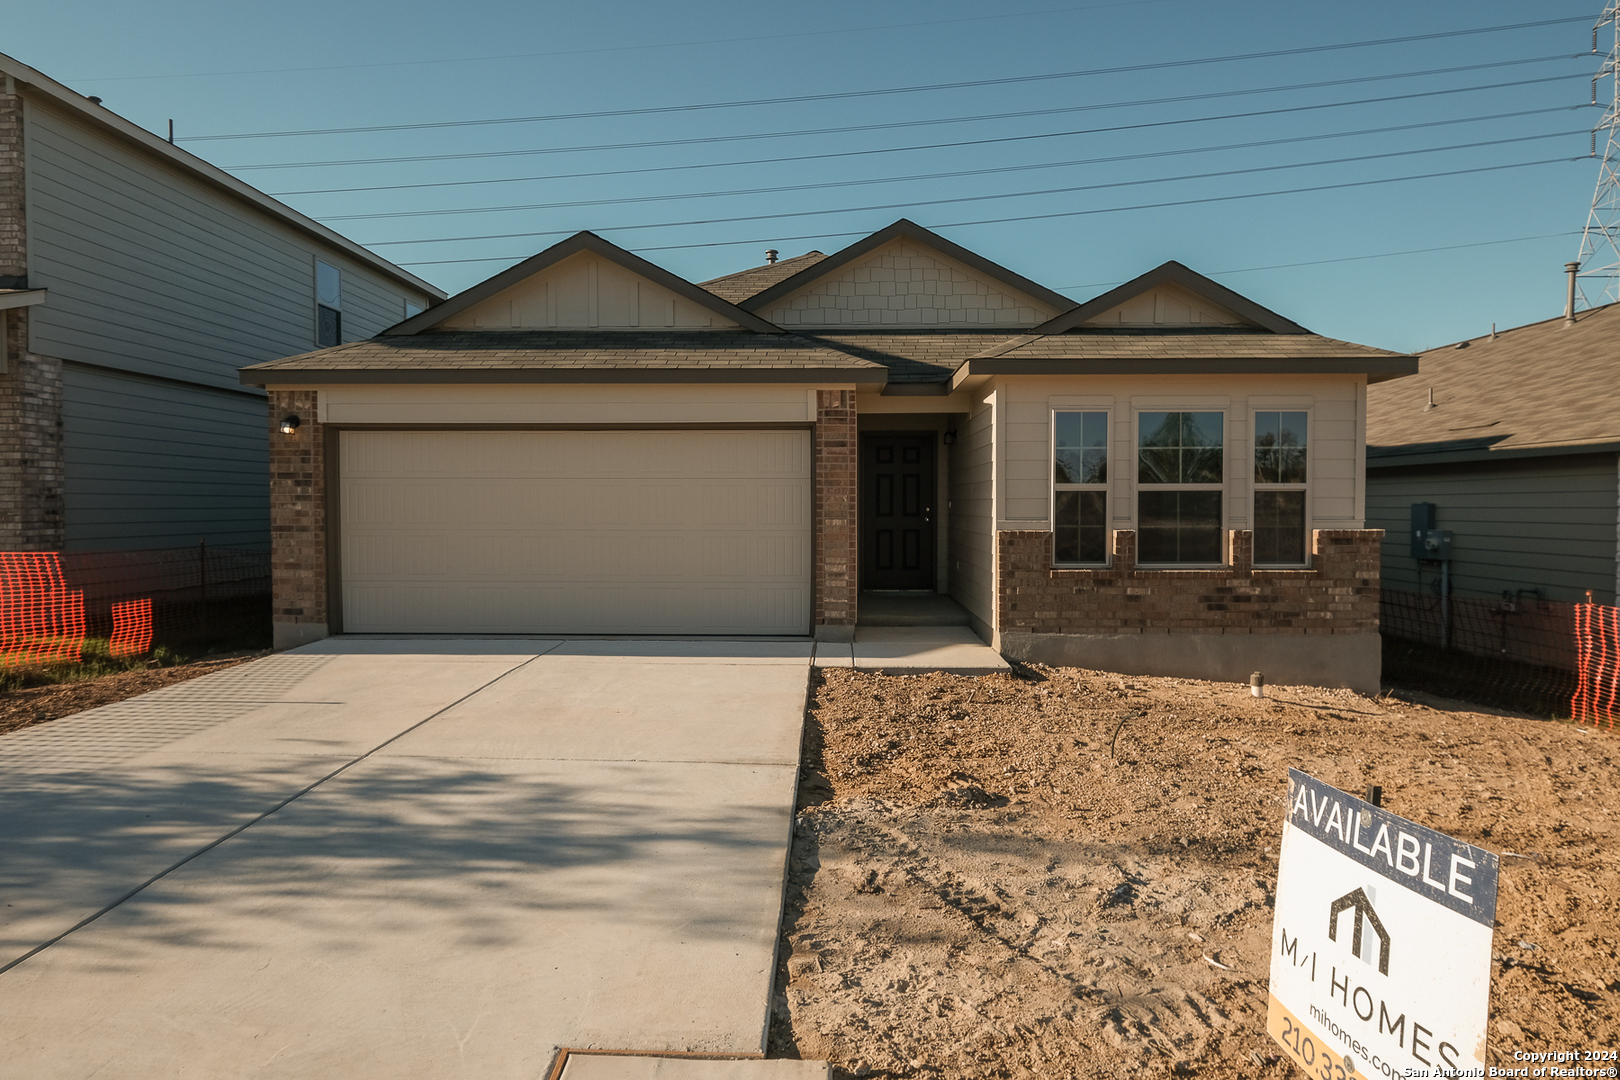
top-left (1409, 503), bottom-right (1454, 561)
top-left (1410, 503), bottom-right (1435, 560)
top-left (1419, 530), bottom-right (1454, 561)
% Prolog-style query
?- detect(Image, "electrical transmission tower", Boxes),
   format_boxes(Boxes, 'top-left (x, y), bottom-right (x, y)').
top-left (1575, 1), bottom-right (1620, 310)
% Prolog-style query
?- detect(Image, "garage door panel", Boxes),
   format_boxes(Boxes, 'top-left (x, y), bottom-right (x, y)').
top-left (339, 430), bottom-right (813, 635)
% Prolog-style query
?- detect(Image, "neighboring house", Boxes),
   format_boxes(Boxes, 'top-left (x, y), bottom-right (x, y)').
top-left (0, 52), bottom-right (442, 553)
top-left (1366, 300), bottom-right (1620, 606)
top-left (242, 220), bottom-right (1414, 691)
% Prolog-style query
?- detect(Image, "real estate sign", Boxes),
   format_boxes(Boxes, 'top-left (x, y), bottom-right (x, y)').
top-left (1269, 768), bottom-right (1498, 1080)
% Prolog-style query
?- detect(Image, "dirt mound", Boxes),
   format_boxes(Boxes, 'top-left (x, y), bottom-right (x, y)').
top-left (770, 666), bottom-right (1618, 1079)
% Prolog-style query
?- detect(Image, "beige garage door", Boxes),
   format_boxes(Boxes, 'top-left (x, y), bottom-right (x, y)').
top-left (338, 429), bottom-right (812, 635)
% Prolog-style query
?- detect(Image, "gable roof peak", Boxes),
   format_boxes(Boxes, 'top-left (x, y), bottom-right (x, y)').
top-left (1035, 260), bottom-right (1310, 336)
top-left (385, 230), bottom-right (786, 336)
top-left (738, 218), bottom-right (1075, 316)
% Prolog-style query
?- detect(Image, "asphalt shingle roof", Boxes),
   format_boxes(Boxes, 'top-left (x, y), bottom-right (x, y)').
top-left (981, 328), bottom-right (1408, 361)
top-left (1365, 301), bottom-right (1620, 459)
top-left (792, 331), bottom-right (1018, 383)
top-left (700, 252), bottom-right (827, 304)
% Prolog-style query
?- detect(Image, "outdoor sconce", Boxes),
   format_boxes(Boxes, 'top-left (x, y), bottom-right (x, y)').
top-left (279, 415), bottom-right (301, 436)
top-left (942, 429), bottom-right (957, 446)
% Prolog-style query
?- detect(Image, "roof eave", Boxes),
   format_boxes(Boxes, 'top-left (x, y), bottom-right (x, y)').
top-left (0, 288), bottom-right (47, 310)
top-left (952, 357), bottom-right (1418, 382)
top-left (241, 366), bottom-right (887, 388)
top-left (1367, 439), bottom-right (1620, 469)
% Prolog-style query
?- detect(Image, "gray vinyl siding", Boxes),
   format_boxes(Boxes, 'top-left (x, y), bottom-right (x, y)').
top-left (948, 390), bottom-right (996, 631)
top-left (62, 365), bottom-right (269, 550)
top-left (23, 99), bottom-right (430, 391)
top-left (1365, 453), bottom-right (1618, 605)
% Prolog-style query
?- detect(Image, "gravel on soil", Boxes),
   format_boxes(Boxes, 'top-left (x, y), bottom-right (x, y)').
top-left (769, 666), bottom-right (1618, 1080)
top-left (0, 652), bottom-right (269, 737)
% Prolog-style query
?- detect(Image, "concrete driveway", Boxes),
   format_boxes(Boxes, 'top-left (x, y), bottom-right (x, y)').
top-left (0, 638), bottom-right (813, 1079)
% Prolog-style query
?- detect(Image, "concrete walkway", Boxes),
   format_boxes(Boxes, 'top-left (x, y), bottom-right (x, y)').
top-left (0, 639), bottom-right (813, 1080)
top-left (813, 626), bottom-right (1011, 676)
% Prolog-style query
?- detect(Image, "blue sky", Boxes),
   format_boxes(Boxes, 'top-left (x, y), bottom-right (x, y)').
top-left (5, 0), bottom-right (1608, 352)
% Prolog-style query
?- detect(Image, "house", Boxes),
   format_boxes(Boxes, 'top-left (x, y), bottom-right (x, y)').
top-left (241, 220), bottom-right (1414, 691)
top-left (0, 51), bottom-right (442, 554)
top-left (1365, 300), bottom-right (1620, 607)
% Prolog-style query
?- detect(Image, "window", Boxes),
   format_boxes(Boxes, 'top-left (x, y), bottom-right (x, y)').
top-left (1053, 411), bottom-right (1108, 565)
top-left (1137, 411), bottom-right (1224, 564)
top-left (316, 260), bottom-right (341, 347)
top-left (1253, 411), bottom-right (1308, 565)
top-left (404, 299), bottom-right (423, 319)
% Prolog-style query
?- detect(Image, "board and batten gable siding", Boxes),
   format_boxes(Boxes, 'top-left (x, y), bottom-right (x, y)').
top-left (61, 365), bottom-right (269, 548)
top-left (947, 388), bottom-right (996, 632)
top-left (438, 251), bottom-right (738, 330)
top-left (996, 375), bottom-right (1365, 532)
top-left (1366, 453), bottom-right (1619, 605)
top-left (1079, 283), bottom-right (1249, 328)
top-left (23, 99), bottom-right (431, 390)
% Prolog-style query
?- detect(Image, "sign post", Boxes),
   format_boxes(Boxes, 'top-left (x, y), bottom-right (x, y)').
top-left (1268, 769), bottom-right (1498, 1079)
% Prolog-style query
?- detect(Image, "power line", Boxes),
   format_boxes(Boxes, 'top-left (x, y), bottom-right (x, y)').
top-left (392, 156), bottom-right (1575, 267)
top-left (267, 57), bottom-right (1580, 196)
top-left (188, 16), bottom-right (1589, 142)
top-left (231, 73), bottom-right (1580, 173)
top-left (1058, 231), bottom-right (1585, 291)
top-left (318, 107), bottom-right (1577, 223)
top-left (365, 132), bottom-right (1583, 248)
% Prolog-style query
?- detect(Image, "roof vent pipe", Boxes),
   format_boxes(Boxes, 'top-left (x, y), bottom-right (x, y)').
top-left (765, 249), bottom-right (779, 264)
top-left (1565, 261), bottom-right (1580, 325)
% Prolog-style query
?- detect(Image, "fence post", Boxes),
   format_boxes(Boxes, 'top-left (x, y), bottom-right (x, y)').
top-left (198, 539), bottom-right (209, 646)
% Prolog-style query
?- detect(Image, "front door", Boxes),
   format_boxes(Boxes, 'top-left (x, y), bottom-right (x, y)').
top-left (861, 433), bottom-right (936, 590)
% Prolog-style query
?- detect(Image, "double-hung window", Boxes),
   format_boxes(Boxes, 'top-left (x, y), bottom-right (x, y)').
top-left (1052, 411), bottom-right (1108, 565)
top-left (316, 260), bottom-right (342, 348)
top-left (1137, 411), bottom-right (1224, 564)
top-left (1253, 411), bottom-right (1308, 565)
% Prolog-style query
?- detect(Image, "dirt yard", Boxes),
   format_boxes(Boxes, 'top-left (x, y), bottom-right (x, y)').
top-left (0, 652), bottom-right (267, 737)
top-left (769, 666), bottom-right (1618, 1079)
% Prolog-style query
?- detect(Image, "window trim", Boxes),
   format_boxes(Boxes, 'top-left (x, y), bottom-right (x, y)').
top-left (1050, 406), bottom-right (1112, 568)
top-left (1132, 407), bottom-right (1228, 568)
top-left (1250, 407), bottom-right (1313, 568)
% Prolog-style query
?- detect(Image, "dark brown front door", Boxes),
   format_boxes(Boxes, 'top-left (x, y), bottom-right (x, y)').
top-left (861, 434), bottom-right (936, 590)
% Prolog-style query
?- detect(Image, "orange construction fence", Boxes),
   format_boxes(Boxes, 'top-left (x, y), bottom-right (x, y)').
top-left (0, 552), bottom-right (89, 667)
top-left (1573, 603), bottom-right (1620, 730)
top-left (1, 545), bottom-right (268, 670)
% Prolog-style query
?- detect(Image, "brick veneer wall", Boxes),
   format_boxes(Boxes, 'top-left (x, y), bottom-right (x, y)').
top-left (268, 390), bottom-right (327, 635)
top-left (0, 80), bottom-right (23, 278)
top-left (815, 389), bottom-right (858, 628)
top-left (0, 82), bottom-right (64, 551)
top-left (998, 528), bottom-right (1381, 636)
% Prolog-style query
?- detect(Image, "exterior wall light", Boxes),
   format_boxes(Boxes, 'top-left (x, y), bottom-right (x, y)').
top-left (279, 415), bottom-right (301, 436)
top-left (942, 429), bottom-right (957, 446)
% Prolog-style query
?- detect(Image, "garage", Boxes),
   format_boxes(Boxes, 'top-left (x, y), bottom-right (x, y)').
top-left (337, 428), bottom-right (813, 635)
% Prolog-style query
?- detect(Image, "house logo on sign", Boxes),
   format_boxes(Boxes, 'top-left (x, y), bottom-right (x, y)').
top-left (1328, 887), bottom-right (1390, 975)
